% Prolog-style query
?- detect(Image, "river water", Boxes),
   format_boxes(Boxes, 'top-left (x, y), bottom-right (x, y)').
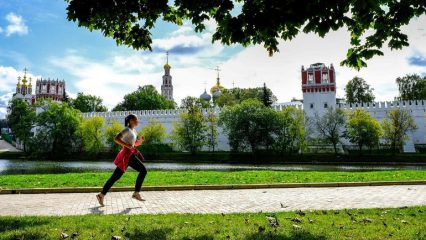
top-left (0, 159), bottom-right (425, 174)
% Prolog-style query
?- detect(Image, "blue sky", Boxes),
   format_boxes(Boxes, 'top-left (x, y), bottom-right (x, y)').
top-left (1, 0), bottom-right (426, 118)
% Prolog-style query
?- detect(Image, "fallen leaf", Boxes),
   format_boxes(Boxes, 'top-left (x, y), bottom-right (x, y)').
top-left (266, 216), bottom-right (279, 227)
top-left (71, 232), bottom-right (79, 239)
top-left (291, 217), bottom-right (302, 223)
top-left (292, 224), bottom-right (301, 230)
top-left (60, 232), bottom-right (69, 239)
top-left (296, 210), bottom-right (305, 216)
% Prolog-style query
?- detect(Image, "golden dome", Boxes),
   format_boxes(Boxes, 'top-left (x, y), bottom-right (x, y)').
top-left (210, 79), bottom-right (225, 95)
top-left (164, 63), bottom-right (171, 69)
top-left (17, 77), bottom-right (21, 88)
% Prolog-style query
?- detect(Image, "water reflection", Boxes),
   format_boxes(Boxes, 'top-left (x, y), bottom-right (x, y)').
top-left (0, 159), bottom-right (425, 175)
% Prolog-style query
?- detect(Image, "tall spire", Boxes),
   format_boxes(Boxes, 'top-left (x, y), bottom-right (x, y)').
top-left (164, 51), bottom-right (171, 71)
top-left (214, 66), bottom-right (221, 85)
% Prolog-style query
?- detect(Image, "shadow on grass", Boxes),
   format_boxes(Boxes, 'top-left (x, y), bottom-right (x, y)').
top-left (124, 228), bottom-right (173, 240)
top-left (0, 218), bottom-right (50, 240)
top-left (0, 218), bottom-right (49, 232)
top-left (245, 230), bottom-right (327, 240)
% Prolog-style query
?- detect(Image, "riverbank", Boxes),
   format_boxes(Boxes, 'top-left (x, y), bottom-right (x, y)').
top-left (3, 151), bottom-right (426, 165)
top-left (1, 170), bottom-right (425, 189)
top-left (0, 206), bottom-right (424, 239)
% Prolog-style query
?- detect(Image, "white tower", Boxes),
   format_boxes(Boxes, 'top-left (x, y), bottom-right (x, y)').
top-left (161, 52), bottom-right (173, 101)
top-left (301, 63), bottom-right (336, 118)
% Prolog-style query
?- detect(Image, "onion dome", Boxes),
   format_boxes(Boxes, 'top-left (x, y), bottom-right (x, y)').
top-left (213, 89), bottom-right (222, 98)
top-left (164, 63), bottom-right (171, 70)
top-left (210, 79), bottom-right (224, 95)
top-left (17, 76), bottom-right (21, 88)
top-left (22, 74), bottom-right (28, 86)
top-left (200, 89), bottom-right (212, 101)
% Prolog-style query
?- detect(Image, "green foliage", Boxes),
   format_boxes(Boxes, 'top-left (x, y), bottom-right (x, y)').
top-left (1, 133), bottom-right (13, 145)
top-left (345, 77), bottom-right (375, 103)
top-left (345, 109), bottom-right (383, 151)
top-left (104, 120), bottom-right (123, 153)
top-left (205, 110), bottom-right (218, 152)
top-left (80, 116), bottom-right (105, 155)
top-left (382, 109), bottom-right (417, 153)
top-left (261, 83), bottom-right (273, 107)
top-left (215, 87), bottom-right (277, 107)
top-left (219, 99), bottom-right (279, 153)
top-left (273, 107), bottom-right (306, 154)
top-left (30, 101), bottom-right (82, 158)
top-left (171, 97), bottom-right (207, 153)
top-left (314, 108), bottom-right (346, 154)
top-left (6, 98), bottom-right (35, 152)
top-left (113, 85), bottom-right (175, 111)
top-left (66, 1), bottom-right (426, 69)
top-left (139, 119), bottom-right (166, 145)
top-left (396, 74), bottom-right (426, 100)
top-left (69, 92), bottom-right (108, 112)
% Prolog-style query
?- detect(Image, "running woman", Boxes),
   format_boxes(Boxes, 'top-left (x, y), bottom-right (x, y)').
top-left (96, 114), bottom-right (147, 206)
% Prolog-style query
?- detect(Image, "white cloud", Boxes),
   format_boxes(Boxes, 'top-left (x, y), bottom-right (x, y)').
top-left (4, 12), bottom-right (28, 36)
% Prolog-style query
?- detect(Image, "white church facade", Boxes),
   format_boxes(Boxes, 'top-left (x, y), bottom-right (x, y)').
top-left (82, 62), bottom-right (426, 152)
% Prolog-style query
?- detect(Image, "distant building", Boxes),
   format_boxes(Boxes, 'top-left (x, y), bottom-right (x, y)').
top-left (161, 52), bottom-right (174, 101)
top-left (12, 69), bottom-right (36, 105)
top-left (301, 63), bottom-right (336, 117)
top-left (12, 68), bottom-right (66, 105)
top-left (35, 78), bottom-right (66, 101)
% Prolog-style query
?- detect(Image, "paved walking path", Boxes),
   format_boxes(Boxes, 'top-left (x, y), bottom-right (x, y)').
top-left (0, 139), bottom-right (20, 152)
top-left (0, 185), bottom-right (424, 216)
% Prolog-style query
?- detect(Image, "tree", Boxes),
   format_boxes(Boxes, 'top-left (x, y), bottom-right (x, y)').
top-left (219, 99), bottom-right (277, 153)
top-left (345, 77), bottom-right (375, 103)
top-left (205, 109), bottom-right (218, 152)
top-left (80, 116), bottom-right (105, 154)
top-left (6, 98), bottom-right (36, 151)
top-left (30, 101), bottom-right (82, 158)
top-left (382, 109), bottom-right (417, 153)
top-left (261, 83), bottom-right (273, 107)
top-left (171, 97), bottom-right (206, 154)
top-left (139, 119), bottom-right (166, 145)
top-left (70, 92), bottom-right (108, 112)
top-left (113, 85), bottom-right (175, 111)
top-left (105, 120), bottom-right (123, 153)
top-left (215, 87), bottom-right (277, 107)
top-left (273, 107), bottom-right (306, 154)
top-left (66, 1), bottom-right (426, 69)
top-left (396, 74), bottom-right (426, 100)
top-left (314, 108), bottom-right (346, 154)
top-left (345, 109), bottom-right (383, 152)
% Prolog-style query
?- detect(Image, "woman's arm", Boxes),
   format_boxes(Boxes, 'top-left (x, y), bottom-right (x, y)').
top-left (114, 133), bottom-right (133, 149)
top-left (134, 136), bottom-right (145, 147)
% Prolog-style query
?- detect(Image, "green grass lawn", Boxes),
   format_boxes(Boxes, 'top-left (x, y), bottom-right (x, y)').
top-left (0, 207), bottom-right (424, 240)
top-left (0, 170), bottom-right (425, 189)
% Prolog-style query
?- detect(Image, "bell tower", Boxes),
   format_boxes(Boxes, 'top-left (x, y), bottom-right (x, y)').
top-left (161, 51), bottom-right (173, 101)
top-left (301, 63), bottom-right (336, 117)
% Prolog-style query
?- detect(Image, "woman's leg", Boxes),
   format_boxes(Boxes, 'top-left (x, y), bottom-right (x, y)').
top-left (101, 167), bottom-right (124, 195)
top-left (128, 154), bottom-right (147, 193)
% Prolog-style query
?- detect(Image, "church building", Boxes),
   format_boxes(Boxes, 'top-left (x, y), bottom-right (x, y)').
top-left (12, 68), bottom-right (66, 105)
top-left (161, 52), bottom-right (174, 101)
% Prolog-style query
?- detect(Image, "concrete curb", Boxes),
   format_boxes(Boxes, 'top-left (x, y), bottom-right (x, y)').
top-left (1, 180), bottom-right (425, 194)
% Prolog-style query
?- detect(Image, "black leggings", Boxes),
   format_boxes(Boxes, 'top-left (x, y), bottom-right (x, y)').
top-left (101, 154), bottom-right (147, 195)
